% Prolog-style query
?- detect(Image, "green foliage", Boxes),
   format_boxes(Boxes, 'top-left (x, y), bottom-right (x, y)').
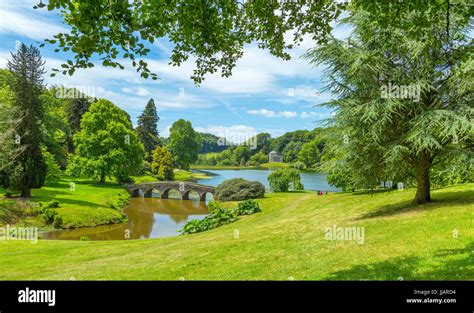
top-left (268, 168), bottom-right (304, 192)
top-left (293, 161), bottom-right (306, 170)
top-left (168, 119), bottom-right (201, 170)
top-left (250, 151), bottom-right (268, 165)
top-left (42, 208), bottom-right (58, 224)
top-left (66, 96), bottom-right (90, 135)
top-left (53, 214), bottom-right (63, 228)
top-left (42, 147), bottom-right (62, 184)
top-left (431, 150), bottom-right (474, 188)
top-left (151, 146), bottom-right (174, 180)
top-left (38, 1), bottom-right (346, 83)
top-left (199, 133), bottom-right (228, 153)
top-left (40, 88), bottom-right (71, 168)
top-left (235, 199), bottom-right (261, 216)
top-left (136, 98), bottom-right (161, 159)
top-left (215, 178), bottom-right (265, 201)
top-left (179, 205), bottom-right (236, 235)
top-left (67, 99), bottom-right (145, 183)
top-left (2, 43), bottom-right (47, 197)
top-left (0, 201), bottom-right (27, 225)
top-left (305, 6), bottom-right (473, 204)
top-left (298, 140), bottom-right (321, 168)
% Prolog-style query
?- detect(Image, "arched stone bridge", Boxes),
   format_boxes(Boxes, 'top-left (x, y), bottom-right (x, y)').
top-left (124, 181), bottom-right (215, 201)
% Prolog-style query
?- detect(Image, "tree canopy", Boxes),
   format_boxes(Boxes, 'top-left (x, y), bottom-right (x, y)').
top-left (306, 5), bottom-right (473, 203)
top-left (1, 44), bottom-right (47, 197)
top-left (167, 119), bottom-right (201, 170)
top-left (68, 99), bottom-right (144, 183)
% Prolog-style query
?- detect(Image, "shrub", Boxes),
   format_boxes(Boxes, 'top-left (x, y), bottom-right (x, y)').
top-left (53, 215), bottom-right (63, 228)
top-left (293, 161), bottom-right (305, 170)
top-left (214, 178), bottom-right (265, 201)
top-left (43, 147), bottom-right (61, 184)
top-left (235, 199), bottom-right (261, 215)
top-left (268, 168), bottom-right (304, 192)
top-left (180, 205), bottom-right (236, 234)
top-left (45, 200), bottom-right (60, 209)
top-left (0, 201), bottom-right (26, 224)
top-left (42, 209), bottom-right (58, 224)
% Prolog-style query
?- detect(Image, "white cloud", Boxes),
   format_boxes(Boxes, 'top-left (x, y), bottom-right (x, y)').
top-left (122, 87), bottom-right (150, 96)
top-left (0, 7), bottom-right (68, 40)
top-left (247, 109), bottom-right (297, 118)
top-left (300, 111), bottom-right (331, 119)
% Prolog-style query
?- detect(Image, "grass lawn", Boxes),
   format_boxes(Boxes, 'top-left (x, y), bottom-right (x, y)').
top-left (131, 170), bottom-right (211, 183)
top-left (0, 183), bottom-right (472, 280)
top-left (0, 176), bottom-right (126, 229)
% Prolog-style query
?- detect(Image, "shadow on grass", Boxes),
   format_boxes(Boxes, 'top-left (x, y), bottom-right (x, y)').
top-left (324, 243), bottom-right (474, 280)
top-left (356, 190), bottom-right (474, 220)
top-left (30, 189), bottom-right (110, 209)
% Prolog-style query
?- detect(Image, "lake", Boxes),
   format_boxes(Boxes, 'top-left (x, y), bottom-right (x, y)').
top-left (41, 169), bottom-right (337, 240)
top-left (195, 169), bottom-right (340, 191)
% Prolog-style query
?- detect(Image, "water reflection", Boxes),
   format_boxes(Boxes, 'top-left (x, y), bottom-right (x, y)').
top-left (41, 198), bottom-right (209, 240)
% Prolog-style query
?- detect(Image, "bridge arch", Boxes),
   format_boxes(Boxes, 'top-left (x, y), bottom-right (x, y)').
top-left (125, 181), bottom-right (215, 202)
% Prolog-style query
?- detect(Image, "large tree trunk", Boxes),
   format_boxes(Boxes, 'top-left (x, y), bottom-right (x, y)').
top-left (413, 153), bottom-right (431, 204)
top-left (21, 188), bottom-right (31, 198)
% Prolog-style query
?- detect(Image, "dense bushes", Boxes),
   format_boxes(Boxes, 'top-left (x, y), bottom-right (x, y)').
top-left (235, 199), bottom-right (261, 215)
top-left (180, 200), bottom-right (261, 234)
top-left (214, 178), bottom-right (265, 201)
top-left (180, 204), bottom-right (237, 234)
top-left (268, 168), bottom-right (304, 192)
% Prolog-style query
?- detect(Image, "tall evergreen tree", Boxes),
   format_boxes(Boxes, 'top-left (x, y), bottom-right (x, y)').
top-left (306, 7), bottom-right (473, 204)
top-left (67, 96), bottom-right (90, 134)
top-left (3, 43), bottom-right (47, 197)
top-left (136, 98), bottom-right (160, 159)
top-left (66, 96), bottom-right (90, 152)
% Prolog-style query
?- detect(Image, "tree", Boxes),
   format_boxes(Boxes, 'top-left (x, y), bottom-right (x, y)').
top-left (305, 6), bottom-right (473, 204)
top-left (38, 0), bottom-right (347, 83)
top-left (136, 98), bottom-right (161, 160)
top-left (40, 88), bottom-right (71, 167)
top-left (68, 99), bottom-right (144, 183)
top-left (66, 96), bottom-right (90, 135)
top-left (232, 145), bottom-right (251, 165)
top-left (250, 151), bottom-right (268, 165)
top-left (283, 141), bottom-right (303, 163)
top-left (268, 168), bottom-right (304, 192)
top-left (298, 141), bottom-right (321, 168)
top-left (151, 146), bottom-right (174, 180)
top-left (168, 119), bottom-right (201, 170)
top-left (2, 44), bottom-right (47, 197)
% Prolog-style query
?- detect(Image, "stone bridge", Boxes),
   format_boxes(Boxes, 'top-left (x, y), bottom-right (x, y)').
top-left (124, 181), bottom-right (215, 201)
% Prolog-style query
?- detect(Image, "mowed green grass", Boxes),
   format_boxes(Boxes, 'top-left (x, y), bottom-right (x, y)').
top-left (0, 184), bottom-right (472, 280)
top-left (0, 177), bottom-right (125, 229)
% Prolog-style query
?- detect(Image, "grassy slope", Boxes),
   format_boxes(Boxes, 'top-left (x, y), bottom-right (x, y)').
top-left (0, 177), bottom-right (125, 229)
top-left (0, 184), bottom-right (472, 280)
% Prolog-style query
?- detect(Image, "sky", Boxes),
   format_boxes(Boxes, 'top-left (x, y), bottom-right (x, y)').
top-left (0, 0), bottom-right (352, 142)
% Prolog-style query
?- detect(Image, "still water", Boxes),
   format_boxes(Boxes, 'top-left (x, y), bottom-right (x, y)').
top-left (41, 169), bottom-right (337, 240)
top-left (41, 197), bottom-right (209, 240)
top-left (196, 169), bottom-right (340, 192)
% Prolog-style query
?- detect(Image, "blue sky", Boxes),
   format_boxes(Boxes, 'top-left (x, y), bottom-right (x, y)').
top-left (0, 0), bottom-right (351, 141)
